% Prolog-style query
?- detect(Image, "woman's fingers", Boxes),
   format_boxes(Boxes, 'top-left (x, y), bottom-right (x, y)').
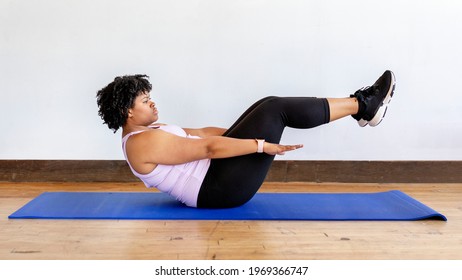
top-left (277, 144), bottom-right (303, 155)
top-left (263, 143), bottom-right (303, 155)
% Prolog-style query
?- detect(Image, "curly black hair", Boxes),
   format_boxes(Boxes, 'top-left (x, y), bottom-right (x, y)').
top-left (96, 74), bottom-right (152, 133)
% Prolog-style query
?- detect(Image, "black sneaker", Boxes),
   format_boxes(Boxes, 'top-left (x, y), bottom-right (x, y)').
top-left (351, 70), bottom-right (396, 127)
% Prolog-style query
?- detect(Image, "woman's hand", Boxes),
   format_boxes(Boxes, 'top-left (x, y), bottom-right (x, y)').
top-left (263, 142), bottom-right (303, 155)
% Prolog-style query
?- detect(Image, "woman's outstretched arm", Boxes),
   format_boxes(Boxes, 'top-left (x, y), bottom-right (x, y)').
top-left (125, 129), bottom-right (302, 174)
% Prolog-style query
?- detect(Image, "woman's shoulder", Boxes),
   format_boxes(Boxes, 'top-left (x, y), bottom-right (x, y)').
top-left (123, 123), bottom-right (187, 144)
top-left (155, 124), bottom-right (187, 137)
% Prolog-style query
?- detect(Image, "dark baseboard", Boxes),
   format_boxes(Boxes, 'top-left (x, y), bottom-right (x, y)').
top-left (1, 160), bottom-right (461, 183)
top-left (265, 160), bottom-right (462, 183)
top-left (0, 160), bottom-right (137, 183)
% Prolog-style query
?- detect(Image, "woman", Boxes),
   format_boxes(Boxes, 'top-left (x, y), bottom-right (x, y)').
top-left (96, 71), bottom-right (395, 208)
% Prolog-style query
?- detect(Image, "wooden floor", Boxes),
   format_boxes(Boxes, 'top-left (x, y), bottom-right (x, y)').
top-left (0, 182), bottom-right (460, 260)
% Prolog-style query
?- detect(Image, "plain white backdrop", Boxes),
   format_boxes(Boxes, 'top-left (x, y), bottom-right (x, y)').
top-left (1, 0), bottom-right (461, 160)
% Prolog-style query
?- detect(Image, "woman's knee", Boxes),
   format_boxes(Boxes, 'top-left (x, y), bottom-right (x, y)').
top-left (253, 96), bottom-right (279, 107)
top-left (260, 95), bottom-right (279, 101)
top-left (258, 96), bottom-right (286, 112)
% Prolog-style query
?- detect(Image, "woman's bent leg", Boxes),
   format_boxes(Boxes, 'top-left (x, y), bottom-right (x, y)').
top-left (197, 96), bottom-right (330, 208)
top-left (223, 96), bottom-right (279, 136)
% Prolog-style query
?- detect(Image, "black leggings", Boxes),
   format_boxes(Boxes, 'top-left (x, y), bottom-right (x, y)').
top-left (196, 96), bottom-right (330, 208)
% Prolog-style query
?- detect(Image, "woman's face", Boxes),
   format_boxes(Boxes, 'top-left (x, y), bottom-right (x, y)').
top-left (128, 91), bottom-right (159, 125)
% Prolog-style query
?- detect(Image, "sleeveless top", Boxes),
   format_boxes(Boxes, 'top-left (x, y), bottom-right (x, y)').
top-left (121, 124), bottom-right (211, 207)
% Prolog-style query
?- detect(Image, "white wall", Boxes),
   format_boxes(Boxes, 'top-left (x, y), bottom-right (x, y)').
top-left (1, 0), bottom-right (461, 160)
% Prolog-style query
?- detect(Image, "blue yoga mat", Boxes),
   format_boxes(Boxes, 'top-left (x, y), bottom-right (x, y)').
top-left (8, 191), bottom-right (446, 221)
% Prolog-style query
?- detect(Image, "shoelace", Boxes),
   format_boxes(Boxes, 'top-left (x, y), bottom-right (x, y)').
top-left (354, 86), bottom-right (378, 97)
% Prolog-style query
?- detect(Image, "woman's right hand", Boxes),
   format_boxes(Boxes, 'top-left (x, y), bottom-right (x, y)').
top-left (263, 142), bottom-right (303, 155)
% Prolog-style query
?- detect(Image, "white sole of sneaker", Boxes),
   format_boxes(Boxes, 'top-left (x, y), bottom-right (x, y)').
top-left (357, 119), bottom-right (368, 127)
top-left (367, 71), bottom-right (396, 127)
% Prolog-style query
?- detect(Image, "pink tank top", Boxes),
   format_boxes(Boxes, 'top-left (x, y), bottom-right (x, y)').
top-left (121, 125), bottom-right (211, 207)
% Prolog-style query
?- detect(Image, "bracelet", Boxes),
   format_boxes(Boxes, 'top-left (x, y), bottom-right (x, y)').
top-left (255, 139), bottom-right (265, 153)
